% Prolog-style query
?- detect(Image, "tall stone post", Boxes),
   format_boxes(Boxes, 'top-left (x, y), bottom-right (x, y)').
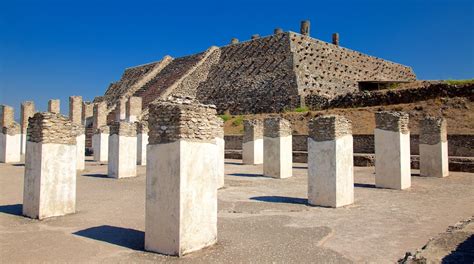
top-left (20, 101), bottom-right (35, 155)
top-left (108, 121), bottom-right (137, 178)
top-left (300, 20), bottom-right (310, 36)
top-left (48, 99), bottom-right (60, 114)
top-left (332, 33), bottom-right (339, 46)
top-left (116, 97), bottom-right (127, 121)
top-left (308, 115), bottom-right (354, 208)
top-left (145, 97), bottom-right (218, 256)
top-left (251, 34), bottom-right (260, 40)
top-left (23, 112), bottom-right (77, 219)
top-left (70, 96), bottom-right (84, 170)
top-left (136, 121), bottom-right (149, 166)
top-left (82, 101), bottom-right (93, 126)
top-left (69, 96), bottom-right (83, 125)
top-left (92, 102), bottom-right (109, 162)
top-left (274, 28), bottom-right (283, 34)
top-left (263, 117), bottom-right (292, 179)
top-left (126, 96), bottom-right (142, 123)
top-left (216, 118), bottom-right (225, 189)
top-left (230, 38), bottom-right (239, 44)
top-left (0, 105), bottom-right (21, 163)
top-left (374, 111), bottom-right (411, 190)
top-left (242, 119), bottom-right (263, 165)
top-left (419, 116), bottom-right (449, 178)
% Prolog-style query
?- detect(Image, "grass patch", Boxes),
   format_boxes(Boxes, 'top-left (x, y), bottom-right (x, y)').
top-left (232, 115), bottom-right (244, 126)
top-left (219, 114), bottom-right (231, 122)
top-left (284, 106), bottom-right (310, 113)
top-left (444, 79), bottom-right (474, 85)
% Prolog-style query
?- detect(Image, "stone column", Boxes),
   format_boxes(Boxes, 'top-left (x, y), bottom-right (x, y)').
top-left (20, 101), bottom-right (35, 155)
top-left (116, 97), bottom-right (127, 121)
top-left (92, 102), bottom-right (108, 162)
top-left (108, 121), bottom-right (137, 178)
top-left (136, 121), bottom-right (148, 166)
top-left (70, 96), bottom-right (84, 170)
top-left (0, 105), bottom-right (21, 163)
top-left (419, 116), bottom-right (449, 178)
top-left (82, 101), bottom-right (93, 126)
top-left (216, 118), bottom-right (225, 189)
top-left (48, 99), bottom-right (60, 114)
top-left (145, 97), bottom-right (218, 256)
top-left (332, 33), bottom-right (339, 46)
top-left (374, 111), bottom-right (411, 190)
top-left (300, 20), bottom-right (310, 36)
top-left (242, 119), bottom-right (263, 165)
top-left (23, 112), bottom-right (77, 219)
top-left (69, 96), bottom-right (83, 125)
top-left (126, 96), bottom-right (142, 123)
top-left (230, 38), bottom-right (239, 44)
top-left (251, 34), bottom-right (260, 40)
top-left (274, 28), bottom-right (283, 34)
top-left (308, 115), bottom-right (354, 207)
top-left (263, 117), bottom-right (292, 179)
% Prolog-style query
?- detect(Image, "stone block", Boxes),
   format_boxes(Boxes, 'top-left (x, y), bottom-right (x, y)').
top-left (20, 101), bottom-right (35, 155)
top-left (92, 126), bottom-right (109, 162)
top-left (242, 119), bottom-right (263, 165)
top-left (107, 121), bottom-right (137, 178)
top-left (419, 116), bottom-right (449, 177)
top-left (126, 96), bottom-right (142, 123)
top-left (48, 99), bottom-right (60, 114)
top-left (263, 117), bottom-right (292, 179)
top-left (69, 96), bottom-right (83, 125)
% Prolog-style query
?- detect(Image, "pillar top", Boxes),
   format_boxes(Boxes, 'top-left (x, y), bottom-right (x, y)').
top-left (243, 119), bottom-right (263, 142)
top-left (136, 121), bottom-right (149, 133)
top-left (110, 121), bottom-right (137, 137)
top-left (420, 116), bottom-right (447, 144)
top-left (309, 115), bottom-right (352, 141)
top-left (375, 111), bottom-right (409, 134)
top-left (216, 118), bottom-right (224, 138)
top-left (263, 117), bottom-right (292, 138)
top-left (28, 112), bottom-right (76, 144)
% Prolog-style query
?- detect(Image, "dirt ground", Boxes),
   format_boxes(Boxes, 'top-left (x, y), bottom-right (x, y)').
top-left (1, 158), bottom-right (473, 263)
top-left (224, 96), bottom-right (473, 135)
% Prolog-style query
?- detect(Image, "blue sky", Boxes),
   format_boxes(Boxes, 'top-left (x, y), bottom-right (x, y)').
top-left (1, 0), bottom-right (473, 119)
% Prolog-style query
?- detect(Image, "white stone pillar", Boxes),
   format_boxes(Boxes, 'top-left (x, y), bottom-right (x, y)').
top-left (92, 102), bottom-right (108, 162)
top-left (242, 119), bottom-right (263, 164)
top-left (374, 111), bottom-right (411, 190)
top-left (308, 115), bottom-right (354, 208)
top-left (69, 96), bottom-right (82, 125)
top-left (136, 122), bottom-right (148, 166)
top-left (107, 121), bottom-right (137, 178)
top-left (263, 117), bottom-right (292, 179)
top-left (216, 118), bottom-right (225, 189)
top-left (23, 112), bottom-right (77, 219)
top-left (419, 116), bottom-right (449, 178)
top-left (0, 105), bottom-right (21, 163)
top-left (145, 97), bottom-right (218, 256)
top-left (20, 101), bottom-right (35, 155)
top-left (48, 99), bottom-right (60, 114)
top-left (126, 96), bottom-right (142, 123)
top-left (73, 125), bottom-right (85, 171)
top-left (81, 101), bottom-right (93, 127)
top-left (116, 97), bottom-right (127, 121)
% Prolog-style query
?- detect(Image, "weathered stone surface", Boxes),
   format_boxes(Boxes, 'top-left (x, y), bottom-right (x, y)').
top-left (116, 97), bottom-right (127, 121)
top-left (231, 38), bottom-right (239, 44)
top-left (72, 124), bottom-right (85, 136)
top-left (332, 33), bottom-right (339, 46)
top-left (264, 118), bottom-right (292, 138)
top-left (82, 101), bottom-right (93, 125)
top-left (48, 99), bottom-right (60, 114)
top-left (93, 102), bottom-right (107, 130)
top-left (148, 96), bottom-right (218, 144)
top-left (21, 101), bottom-right (35, 133)
top-left (2, 123), bottom-right (20, 135)
top-left (126, 96), bottom-right (142, 121)
top-left (274, 28), bottom-right (283, 34)
top-left (109, 121), bottom-right (136, 137)
top-left (300, 20), bottom-right (310, 36)
top-left (309, 115), bottom-right (352, 141)
top-left (216, 118), bottom-right (224, 138)
top-left (69, 96), bottom-right (83, 125)
top-left (27, 112), bottom-right (76, 145)
top-left (251, 34), bottom-right (260, 40)
top-left (243, 119), bottom-right (263, 143)
top-left (1, 105), bottom-right (14, 128)
top-left (420, 116), bottom-right (447, 145)
top-left (375, 111), bottom-right (409, 134)
top-left (95, 125), bottom-right (110, 134)
top-left (136, 121), bottom-right (149, 134)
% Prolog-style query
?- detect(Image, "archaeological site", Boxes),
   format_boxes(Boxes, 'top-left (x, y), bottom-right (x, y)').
top-left (1, 20), bottom-right (473, 263)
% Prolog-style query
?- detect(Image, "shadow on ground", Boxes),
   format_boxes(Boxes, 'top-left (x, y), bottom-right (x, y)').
top-left (442, 234), bottom-right (474, 263)
top-left (0, 204), bottom-right (23, 216)
top-left (73, 225), bottom-right (144, 250)
top-left (354, 183), bottom-right (376, 188)
top-left (81, 174), bottom-right (109, 178)
top-left (228, 173), bottom-right (264, 178)
top-left (250, 196), bottom-right (308, 205)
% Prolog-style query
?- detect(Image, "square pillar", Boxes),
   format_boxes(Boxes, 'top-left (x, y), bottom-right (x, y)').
top-left (73, 125), bottom-right (85, 170)
top-left (136, 122), bottom-right (148, 166)
top-left (263, 117), bottom-right (292, 179)
top-left (82, 101), bottom-right (93, 126)
top-left (216, 118), bottom-right (225, 189)
top-left (107, 121), bottom-right (137, 178)
top-left (48, 99), bottom-right (60, 114)
top-left (116, 97), bottom-right (127, 121)
top-left (23, 112), bottom-right (77, 219)
top-left (0, 105), bottom-right (21, 163)
top-left (242, 119), bottom-right (263, 165)
top-left (308, 115), bottom-right (354, 208)
top-left (420, 116), bottom-right (449, 178)
top-left (21, 101), bottom-right (35, 155)
top-left (69, 96), bottom-right (83, 125)
top-left (126, 96), bottom-right (142, 123)
top-left (374, 111), bottom-right (411, 190)
top-left (92, 126), bottom-right (109, 162)
top-left (145, 97), bottom-right (218, 256)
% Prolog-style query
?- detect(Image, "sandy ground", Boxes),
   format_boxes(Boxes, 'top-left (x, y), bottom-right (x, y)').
top-left (1, 157), bottom-right (473, 263)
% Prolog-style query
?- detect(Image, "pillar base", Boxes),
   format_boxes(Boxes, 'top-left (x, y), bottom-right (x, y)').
top-left (21, 133), bottom-right (27, 155)
top-left (76, 134), bottom-right (85, 170)
top-left (137, 133), bottom-right (148, 166)
top-left (0, 133), bottom-right (21, 163)
top-left (108, 134), bottom-right (137, 178)
top-left (242, 139), bottom-right (263, 165)
top-left (92, 133), bottom-right (109, 162)
top-left (420, 142), bottom-right (449, 178)
top-left (263, 136), bottom-right (292, 179)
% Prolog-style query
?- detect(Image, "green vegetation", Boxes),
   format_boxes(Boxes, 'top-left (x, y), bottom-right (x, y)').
top-left (444, 79), bottom-right (474, 85)
top-left (388, 83), bottom-right (400, 89)
top-left (232, 115), bottom-right (244, 126)
top-left (284, 106), bottom-right (310, 113)
top-left (218, 114), bottom-right (231, 122)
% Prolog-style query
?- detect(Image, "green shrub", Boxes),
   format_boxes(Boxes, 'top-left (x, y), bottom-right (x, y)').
top-left (294, 106), bottom-right (310, 113)
top-left (219, 114), bottom-right (231, 122)
top-left (232, 115), bottom-right (244, 126)
top-left (444, 79), bottom-right (474, 85)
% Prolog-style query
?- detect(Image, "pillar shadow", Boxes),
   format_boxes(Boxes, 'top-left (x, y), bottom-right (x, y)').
top-left (0, 204), bottom-right (23, 216)
top-left (12, 163), bottom-right (25, 167)
top-left (293, 166), bottom-right (307, 169)
top-left (354, 183), bottom-right (376, 189)
top-left (73, 225), bottom-right (144, 250)
top-left (250, 196), bottom-right (308, 205)
top-left (225, 161), bottom-right (242, 165)
top-left (442, 234), bottom-right (474, 263)
top-left (228, 173), bottom-right (264, 178)
top-left (81, 173), bottom-right (109, 178)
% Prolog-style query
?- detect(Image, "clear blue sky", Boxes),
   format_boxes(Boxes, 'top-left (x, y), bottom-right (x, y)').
top-left (1, 0), bottom-right (473, 119)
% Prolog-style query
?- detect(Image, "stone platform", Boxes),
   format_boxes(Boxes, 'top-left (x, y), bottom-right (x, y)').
top-left (1, 157), bottom-right (473, 263)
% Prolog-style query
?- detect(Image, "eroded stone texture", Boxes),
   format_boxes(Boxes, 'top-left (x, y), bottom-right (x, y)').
top-left (2, 124), bottom-right (20, 136)
top-left (126, 96), bottom-right (142, 122)
top-left (116, 97), bottom-right (127, 121)
top-left (82, 101), bottom-right (93, 126)
top-left (216, 118), bottom-right (224, 139)
top-left (28, 112), bottom-right (76, 145)
top-left (274, 28), bottom-right (283, 34)
top-left (110, 121), bottom-right (137, 137)
top-left (420, 116), bottom-right (447, 145)
top-left (231, 38), bottom-right (239, 44)
top-left (137, 121), bottom-right (149, 134)
top-left (309, 115), bottom-right (351, 141)
top-left (243, 119), bottom-right (263, 143)
top-left (251, 34), bottom-right (260, 40)
top-left (300, 20), bottom-right (310, 36)
top-left (69, 96), bottom-right (83, 125)
top-left (375, 111), bottom-right (409, 134)
top-left (264, 118), bottom-right (292, 138)
top-left (148, 96), bottom-right (218, 144)
top-left (48, 99), bottom-right (60, 114)
top-left (93, 102), bottom-right (107, 130)
top-left (21, 101), bottom-right (35, 133)
top-left (1, 105), bottom-right (14, 128)
top-left (332, 33), bottom-right (339, 46)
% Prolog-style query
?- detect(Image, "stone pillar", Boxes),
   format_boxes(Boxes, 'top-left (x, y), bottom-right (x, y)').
top-left (69, 96), bottom-right (83, 125)
top-left (308, 115), bottom-right (354, 207)
top-left (0, 105), bottom-right (21, 163)
top-left (145, 97), bottom-right (218, 256)
top-left (92, 102), bottom-right (108, 162)
top-left (108, 121), bottom-right (137, 178)
top-left (332, 33), bottom-right (339, 46)
top-left (230, 38), bottom-right (239, 44)
top-left (216, 118), bottom-right (225, 189)
top-left (136, 121), bottom-right (148, 166)
top-left (126, 96), bottom-right (142, 123)
top-left (116, 97), bottom-right (127, 121)
top-left (82, 101), bottom-right (93, 126)
top-left (23, 112), bottom-right (77, 219)
top-left (251, 34), bottom-right (260, 40)
top-left (48, 99), bottom-right (60, 114)
top-left (242, 119), bottom-right (263, 165)
top-left (419, 116), bottom-right (449, 178)
top-left (20, 101), bottom-right (35, 155)
top-left (274, 28), bottom-right (283, 34)
top-left (73, 124), bottom-right (85, 170)
top-left (374, 111), bottom-right (411, 190)
top-left (263, 117), bottom-right (292, 179)
top-left (300, 20), bottom-right (310, 36)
